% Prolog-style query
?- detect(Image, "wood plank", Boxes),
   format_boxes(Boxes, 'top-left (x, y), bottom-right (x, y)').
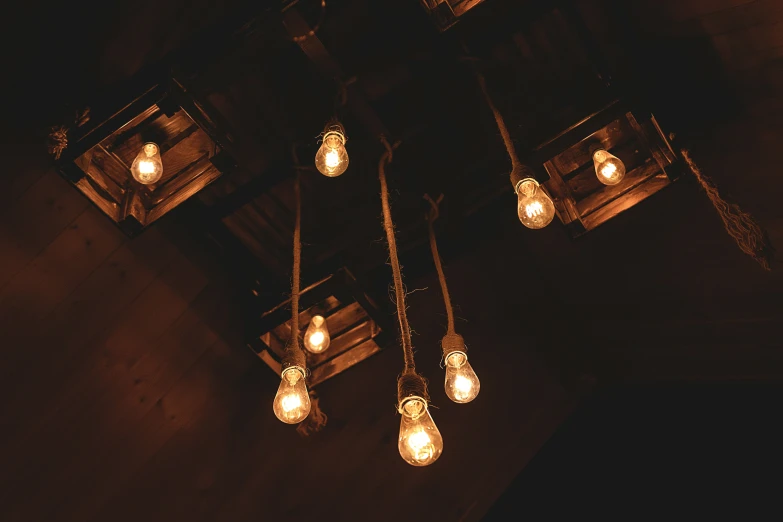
top-left (0, 265), bottom-right (215, 522)
top-left (310, 338), bottom-right (382, 385)
top-left (0, 227), bottom-right (178, 449)
top-left (0, 142), bottom-right (53, 210)
top-left (577, 160), bottom-right (662, 217)
top-left (158, 128), bottom-right (216, 183)
top-left (581, 171), bottom-right (671, 230)
top-left (0, 207), bottom-right (125, 340)
top-left (307, 319), bottom-right (378, 368)
top-left (83, 338), bottom-right (256, 522)
top-left (0, 171), bottom-right (90, 289)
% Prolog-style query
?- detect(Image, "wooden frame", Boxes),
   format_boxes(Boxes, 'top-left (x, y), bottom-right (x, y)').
top-left (247, 268), bottom-right (395, 387)
top-left (418, 0), bottom-right (486, 31)
top-left (533, 100), bottom-right (681, 237)
top-left (56, 77), bottom-right (237, 237)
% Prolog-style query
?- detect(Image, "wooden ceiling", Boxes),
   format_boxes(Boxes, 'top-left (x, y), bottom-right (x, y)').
top-left (1, 0), bottom-right (783, 520)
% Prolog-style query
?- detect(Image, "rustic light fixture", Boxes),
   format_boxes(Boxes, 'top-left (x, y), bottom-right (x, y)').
top-left (591, 146), bottom-right (626, 186)
top-left (314, 121), bottom-right (349, 177)
top-left (379, 137), bottom-right (444, 467)
top-left (533, 100), bottom-right (680, 237)
top-left (272, 174), bottom-right (312, 425)
top-left (472, 65), bottom-right (555, 230)
top-left (424, 194), bottom-right (480, 404)
top-left (130, 142), bottom-right (164, 184)
top-left (53, 76), bottom-right (236, 236)
top-left (249, 268), bottom-right (393, 387)
top-left (304, 315), bottom-right (331, 354)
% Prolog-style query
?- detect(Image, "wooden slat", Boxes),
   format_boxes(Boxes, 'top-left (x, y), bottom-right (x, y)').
top-left (0, 256), bottom-right (212, 522)
top-left (0, 207), bottom-right (125, 338)
top-left (0, 171), bottom-right (90, 289)
top-left (543, 160), bottom-right (582, 226)
top-left (0, 142), bottom-right (54, 210)
top-left (158, 128), bottom-right (216, 183)
top-left (307, 319), bottom-right (378, 367)
top-left (581, 171), bottom-right (671, 230)
top-left (0, 227), bottom-right (178, 449)
top-left (576, 160), bottom-right (662, 217)
top-left (310, 338), bottom-right (382, 385)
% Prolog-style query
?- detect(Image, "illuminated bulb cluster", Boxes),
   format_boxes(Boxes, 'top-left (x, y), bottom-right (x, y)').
top-left (516, 178), bottom-right (555, 229)
top-left (130, 142), bottom-right (163, 184)
top-left (397, 396), bottom-right (443, 467)
top-left (592, 149), bottom-right (626, 186)
top-left (315, 125), bottom-right (349, 177)
top-left (273, 366), bottom-right (311, 424)
top-left (304, 315), bottom-right (330, 354)
top-left (444, 351), bottom-right (480, 404)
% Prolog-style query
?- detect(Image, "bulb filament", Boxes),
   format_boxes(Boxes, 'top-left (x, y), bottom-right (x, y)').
top-left (525, 201), bottom-right (544, 218)
top-left (281, 394), bottom-right (302, 413)
top-left (325, 149), bottom-right (341, 168)
top-left (138, 160), bottom-right (155, 175)
top-left (407, 430), bottom-right (435, 462)
top-left (600, 163), bottom-right (617, 178)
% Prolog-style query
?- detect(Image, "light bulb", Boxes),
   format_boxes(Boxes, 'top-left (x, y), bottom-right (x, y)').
top-left (397, 396), bottom-right (443, 467)
top-left (273, 366), bottom-right (311, 424)
top-left (130, 142), bottom-right (163, 184)
top-left (315, 127), bottom-right (349, 177)
top-left (304, 315), bottom-right (330, 354)
top-left (516, 178), bottom-right (555, 229)
top-left (444, 352), bottom-right (480, 403)
top-left (592, 149), bottom-right (626, 186)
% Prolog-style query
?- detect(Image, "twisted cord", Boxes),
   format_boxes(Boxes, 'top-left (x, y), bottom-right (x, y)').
top-left (283, 171), bottom-right (306, 370)
top-left (471, 68), bottom-right (532, 187)
top-left (378, 137), bottom-right (416, 373)
top-left (423, 194), bottom-right (455, 334)
top-left (682, 149), bottom-right (774, 271)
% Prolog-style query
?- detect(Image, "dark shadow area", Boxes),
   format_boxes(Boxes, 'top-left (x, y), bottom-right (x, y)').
top-left (484, 381), bottom-right (783, 520)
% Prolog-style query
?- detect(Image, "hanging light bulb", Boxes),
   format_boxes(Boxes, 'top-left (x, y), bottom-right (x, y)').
top-left (397, 396), bottom-right (443, 467)
top-left (304, 315), bottom-right (330, 354)
top-left (592, 148), bottom-right (626, 186)
top-left (444, 351), bottom-right (480, 404)
top-left (130, 142), bottom-right (163, 184)
top-left (273, 366), bottom-right (311, 424)
top-left (315, 123), bottom-right (349, 177)
top-left (516, 178), bottom-right (555, 229)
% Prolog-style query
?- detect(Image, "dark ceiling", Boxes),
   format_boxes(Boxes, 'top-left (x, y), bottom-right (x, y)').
top-left (1, 0), bottom-right (782, 520)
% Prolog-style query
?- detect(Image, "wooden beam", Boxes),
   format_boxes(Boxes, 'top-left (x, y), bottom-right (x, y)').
top-left (282, 9), bottom-right (391, 138)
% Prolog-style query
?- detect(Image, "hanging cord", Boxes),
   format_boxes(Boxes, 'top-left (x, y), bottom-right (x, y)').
top-left (681, 149), bottom-right (774, 271)
top-left (379, 136), bottom-right (429, 404)
top-left (282, 172), bottom-right (307, 370)
top-left (424, 194), bottom-right (466, 359)
top-left (469, 61), bottom-right (535, 188)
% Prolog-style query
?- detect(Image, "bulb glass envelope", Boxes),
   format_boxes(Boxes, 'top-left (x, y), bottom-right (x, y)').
top-left (248, 268), bottom-right (394, 387)
top-left (55, 77), bottom-right (237, 236)
top-left (532, 100), bottom-right (681, 237)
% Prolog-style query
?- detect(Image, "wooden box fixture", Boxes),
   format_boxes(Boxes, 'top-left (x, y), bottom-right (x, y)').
top-left (419, 0), bottom-right (486, 31)
top-left (248, 269), bottom-right (394, 387)
top-left (56, 78), bottom-right (236, 236)
top-left (534, 100), bottom-right (681, 237)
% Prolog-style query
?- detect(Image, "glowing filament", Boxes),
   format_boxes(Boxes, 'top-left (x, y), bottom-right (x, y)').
top-left (309, 331), bottom-right (325, 347)
top-left (281, 393), bottom-right (302, 413)
top-left (453, 375), bottom-right (473, 400)
top-left (407, 430), bottom-right (434, 462)
top-left (525, 201), bottom-right (544, 218)
top-left (325, 149), bottom-right (341, 169)
top-left (600, 163), bottom-right (617, 178)
top-left (138, 160), bottom-right (155, 175)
